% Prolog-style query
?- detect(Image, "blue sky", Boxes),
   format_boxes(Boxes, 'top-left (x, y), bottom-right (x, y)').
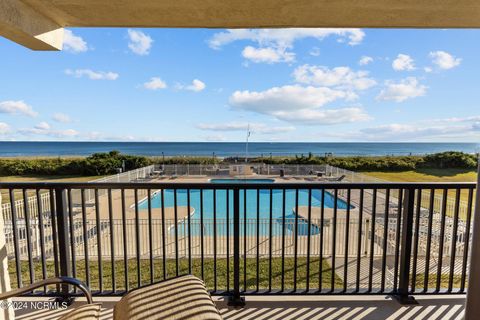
top-left (1, 28), bottom-right (479, 142)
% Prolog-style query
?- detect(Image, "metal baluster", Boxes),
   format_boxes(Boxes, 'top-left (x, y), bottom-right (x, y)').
top-left (423, 189), bottom-right (435, 292)
top-left (94, 189), bottom-right (103, 293)
top-left (448, 189), bottom-right (461, 292)
top-left (35, 189), bottom-right (47, 292)
top-left (55, 188), bottom-right (72, 298)
top-left (228, 187), bottom-right (244, 306)
top-left (9, 190), bottom-right (22, 288)
top-left (213, 189), bottom-right (217, 291)
top-left (343, 188), bottom-right (351, 293)
top-left (319, 189), bottom-right (325, 292)
top-left (436, 189), bottom-right (448, 292)
top-left (22, 189), bottom-right (34, 285)
top-left (174, 189), bottom-right (179, 277)
top-left (393, 189), bottom-right (404, 291)
top-left (68, 190), bottom-right (80, 294)
top-left (294, 188), bottom-right (299, 292)
top-left (281, 189), bottom-right (286, 292)
top-left (331, 189), bottom-right (338, 293)
top-left (81, 189), bottom-right (90, 289)
top-left (381, 189), bottom-right (390, 293)
top-left (121, 189), bottom-right (128, 292)
top-left (109, 189), bottom-right (116, 292)
top-left (256, 188), bottom-right (260, 292)
top-left (306, 188), bottom-right (312, 292)
top-left (394, 188), bottom-right (416, 304)
top-left (411, 189), bottom-right (422, 292)
top-left (355, 189), bottom-right (364, 293)
top-left (161, 189), bottom-right (166, 280)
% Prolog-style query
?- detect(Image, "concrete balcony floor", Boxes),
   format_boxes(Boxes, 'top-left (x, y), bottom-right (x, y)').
top-left (13, 295), bottom-right (466, 320)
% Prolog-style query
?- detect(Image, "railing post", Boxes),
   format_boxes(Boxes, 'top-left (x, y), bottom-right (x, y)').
top-left (228, 188), bottom-right (245, 306)
top-left (393, 187), bottom-right (417, 304)
top-left (55, 188), bottom-right (72, 302)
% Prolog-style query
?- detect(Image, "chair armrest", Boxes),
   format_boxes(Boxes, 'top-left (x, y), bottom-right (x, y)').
top-left (0, 277), bottom-right (93, 304)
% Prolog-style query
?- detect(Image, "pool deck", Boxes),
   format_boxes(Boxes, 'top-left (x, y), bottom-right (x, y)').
top-left (294, 206), bottom-right (358, 222)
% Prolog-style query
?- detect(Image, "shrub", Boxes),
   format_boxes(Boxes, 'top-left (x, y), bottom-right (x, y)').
top-left (421, 151), bottom-right (477, 169)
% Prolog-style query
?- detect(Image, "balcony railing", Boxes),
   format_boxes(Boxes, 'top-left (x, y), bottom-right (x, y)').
top-left (0, 181), bottom-right (476, 305)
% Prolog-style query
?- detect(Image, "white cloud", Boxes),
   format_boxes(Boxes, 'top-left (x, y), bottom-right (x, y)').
top-left (65, 69), bottom-right (119, 80)
top-left (209, 28), bottom-right (364, 64)
top-left (272, 107), bottom-right (371, 125)
top-left (52, 113), bottom-right (72, 123)
top-left (293, 65), bottom-right (376, 90)
top-left (358, 121), bottom-right (480, 141)
top-left (429, 51), bottom-right (461, 70)
top-left (63, 30), bottom-right (88, 53)
top-left (359, 56), bottom-right (373, 66)
top-left (424, 67), bottom-right (433, 73)
top-left (392, 54), bottom-right (415, 71)
top-left (428, 115), bottom-right (480, 124)
top-left (197, 122), bottom-right (295, 134)
top-left (185, 79), bottom-right (206, 92)
top-left (0, 100), bottom-right (38, 117)
top-left (376, 77), bottom-right (427, 102)
top-left (209, 28), bottom-right (365, 49)
top-left (242, 46), bottom-right (295, 64)
top-left (229, 85), bottom-right (369, 125)
top-left (19, 123), bottom-right (79, 138)
top-left (0, 122), bottom-right (10, 135)
top-left (231, 85), bottom-right (356, 112)
top-left (127, 29), bottom-right (153, 55)
top-left (35, 122), bottom-right (50, 130)
top-left (143, 77), bottom-right (167, 90)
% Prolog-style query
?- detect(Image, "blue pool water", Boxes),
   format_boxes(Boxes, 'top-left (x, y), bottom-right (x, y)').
top-left (139, 188), bottom-right (352, 236)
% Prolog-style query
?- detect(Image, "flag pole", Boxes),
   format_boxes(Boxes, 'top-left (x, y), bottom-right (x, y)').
top-left (245, 124), bottom-right (250, 163)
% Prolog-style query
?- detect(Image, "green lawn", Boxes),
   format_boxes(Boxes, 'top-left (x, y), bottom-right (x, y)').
top-left (413, 273), bottom-right (465, 290)
top-left (361, 168), bottom-right (477, 183)
top-left (9, 257), bottom-right (341, 292)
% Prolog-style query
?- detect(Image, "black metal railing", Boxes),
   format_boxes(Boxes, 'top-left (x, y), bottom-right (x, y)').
top-left (0, 181), bottom-right (476, 305)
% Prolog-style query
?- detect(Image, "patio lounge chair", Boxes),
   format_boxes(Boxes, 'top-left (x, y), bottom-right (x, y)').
top-left (0, 277), bottom-right (100, 320)
top-left (324, 174), bottom-right (346, 182)
top-left (113, 275), bottom-right (222, 320)
top-left (1, 275), bottom-right (222, 320)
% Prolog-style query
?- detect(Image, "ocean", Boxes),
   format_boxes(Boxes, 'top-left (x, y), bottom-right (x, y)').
top-left (0, 142), bottom-right (478, 157)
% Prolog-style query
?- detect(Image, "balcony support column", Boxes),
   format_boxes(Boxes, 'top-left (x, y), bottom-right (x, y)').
top-left (0, 194), bottom-right (14, 319)
top-left (465, 157), bottom-right (480, 319)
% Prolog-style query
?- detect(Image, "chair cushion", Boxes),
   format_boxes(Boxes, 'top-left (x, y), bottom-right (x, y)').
top-left (113, 275), bottom-right (222, 320)
top-left (58, 303), bottom-right (102, 320)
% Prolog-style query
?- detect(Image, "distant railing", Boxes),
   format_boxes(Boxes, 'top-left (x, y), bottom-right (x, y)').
top-left (157, 163), bottom-right (329, 176)
top-left (0, 180), bottom-right (475, 305)
top-left (1, 165), bottom-right (155, 222)
top-left (325, 164), bottom-right (473, 225)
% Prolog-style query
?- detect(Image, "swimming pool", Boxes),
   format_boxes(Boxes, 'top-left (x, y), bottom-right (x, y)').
top-left (139, 188), bottom-right (352, 236)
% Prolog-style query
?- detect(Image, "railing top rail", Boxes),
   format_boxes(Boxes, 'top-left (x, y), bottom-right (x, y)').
top-left (0, 181), bottom-right (476, 189)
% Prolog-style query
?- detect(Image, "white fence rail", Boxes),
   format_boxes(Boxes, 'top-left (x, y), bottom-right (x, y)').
top-left (1, 165), bottom-right (156, 222)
